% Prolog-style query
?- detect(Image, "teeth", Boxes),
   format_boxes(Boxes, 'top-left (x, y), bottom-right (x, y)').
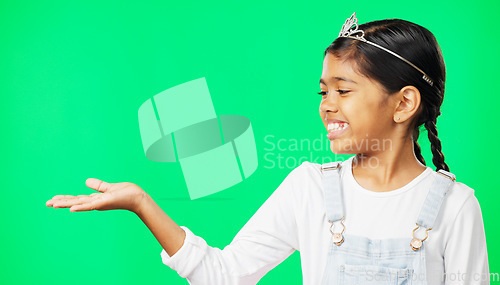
top-left (328, 122), bottom-right (348, 132)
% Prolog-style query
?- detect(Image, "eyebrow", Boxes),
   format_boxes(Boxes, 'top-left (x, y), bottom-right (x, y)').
top-left (319, 77), bottom-right (357, 85)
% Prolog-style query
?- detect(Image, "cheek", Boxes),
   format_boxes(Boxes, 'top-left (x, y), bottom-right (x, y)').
top-left (345, 102), bottom-right (385, 136)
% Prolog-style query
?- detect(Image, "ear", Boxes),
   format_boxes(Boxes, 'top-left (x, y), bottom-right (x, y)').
top-left (393, 86), bottom-right (421, 123)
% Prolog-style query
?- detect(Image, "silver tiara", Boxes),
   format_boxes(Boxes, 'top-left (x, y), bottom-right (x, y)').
top-left (338, 12), bottom-right (434, 87)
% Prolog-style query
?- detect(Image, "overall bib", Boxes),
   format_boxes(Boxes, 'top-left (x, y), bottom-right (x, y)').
top-left (320, 161), bottom-right (456, 285)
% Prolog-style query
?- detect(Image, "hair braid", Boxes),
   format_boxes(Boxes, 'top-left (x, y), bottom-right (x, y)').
top-left (424, 119), bottom-right (449, 172)
top-left (412, 126), bottom-right (426, 166)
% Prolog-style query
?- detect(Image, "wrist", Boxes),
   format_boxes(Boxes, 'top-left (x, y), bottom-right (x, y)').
top-left (133, 190), bottom-right (151, 216)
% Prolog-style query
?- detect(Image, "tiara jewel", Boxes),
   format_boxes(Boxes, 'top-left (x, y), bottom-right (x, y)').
top-left (338, 12), bottom-right (366, 42)
top-left (337, 13), bottom-right (434, 87)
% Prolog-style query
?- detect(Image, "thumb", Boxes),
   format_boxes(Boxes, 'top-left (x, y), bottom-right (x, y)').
top-left (86, 178), bottom-right (111, 193)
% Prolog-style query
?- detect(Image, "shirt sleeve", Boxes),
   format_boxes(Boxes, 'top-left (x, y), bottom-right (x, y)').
top-left (160, 164), bottom-right (303, 285)
top-left (444, 192), bottom-right (490, 284)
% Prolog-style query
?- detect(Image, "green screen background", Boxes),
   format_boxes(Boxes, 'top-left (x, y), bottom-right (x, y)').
top-left (2, 0), bottom-right (498, 284)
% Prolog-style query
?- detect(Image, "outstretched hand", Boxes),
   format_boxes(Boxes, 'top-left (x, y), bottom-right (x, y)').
top-left (46, 178), bottom-right (147, 213)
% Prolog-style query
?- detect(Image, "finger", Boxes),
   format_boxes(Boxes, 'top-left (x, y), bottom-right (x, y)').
top-left (46, 195), bottom-right (77, 207)
top-left (70, 199), bottom-right (104, 212)
top-left (52, 196), bottom-right (93, 209)
top-left (86, 178), bottom-right (111, 193)
top-left (51, 195), bottom-right (75, 200)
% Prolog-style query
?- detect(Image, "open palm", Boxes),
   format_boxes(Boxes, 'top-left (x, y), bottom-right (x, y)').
top-left (46, 178), bottom-right (146, 213)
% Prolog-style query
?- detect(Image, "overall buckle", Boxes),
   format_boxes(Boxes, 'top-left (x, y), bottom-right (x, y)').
top-left (321, 161), bottom-right (341, 171)
top-left (437, 169), bottom-right (456, 181)
top-left (410, 223), bottom-right (432, 251)
top-left (329, 216), bottom-right (345, 246)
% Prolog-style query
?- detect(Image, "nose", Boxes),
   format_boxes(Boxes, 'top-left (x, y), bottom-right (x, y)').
top-left (319, 92), bottom-right (339, 115)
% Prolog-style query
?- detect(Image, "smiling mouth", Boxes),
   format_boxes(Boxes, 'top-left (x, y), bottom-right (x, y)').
top-left (327, 122), bottom-right (349, 140)
top-left (327, 122), bottom-right (349, 132)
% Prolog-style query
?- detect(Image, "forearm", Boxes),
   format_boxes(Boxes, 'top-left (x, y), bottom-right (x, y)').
top-left (135, 192), bottom-right (186, 257)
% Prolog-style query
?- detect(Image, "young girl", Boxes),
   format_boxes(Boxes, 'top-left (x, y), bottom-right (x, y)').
top-left (46, 13), bottom-right (489, 284)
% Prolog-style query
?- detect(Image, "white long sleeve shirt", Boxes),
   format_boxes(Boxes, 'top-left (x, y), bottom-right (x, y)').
top-left (160, 156), bottom-right (490, 284)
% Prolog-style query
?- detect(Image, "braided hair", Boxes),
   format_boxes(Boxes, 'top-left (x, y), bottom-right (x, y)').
top-left (325, 18), bottom-right (450, 172)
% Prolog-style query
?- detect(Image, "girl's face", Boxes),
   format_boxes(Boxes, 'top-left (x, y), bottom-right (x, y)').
top-left (319, 53), bottom-right (398, 155)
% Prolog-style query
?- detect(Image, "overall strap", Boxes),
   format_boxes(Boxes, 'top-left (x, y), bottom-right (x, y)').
top-left (321, 161), bottom-right (344, 222)
top-left (416, 169), bottom-right (456, 230)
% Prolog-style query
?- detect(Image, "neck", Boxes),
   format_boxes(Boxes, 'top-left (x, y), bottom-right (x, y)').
top-left (351, 136), bottom-right (427, 192)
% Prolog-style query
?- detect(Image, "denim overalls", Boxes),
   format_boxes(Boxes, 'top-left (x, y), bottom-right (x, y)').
top-left (320, 160), bottom-right (456, 284)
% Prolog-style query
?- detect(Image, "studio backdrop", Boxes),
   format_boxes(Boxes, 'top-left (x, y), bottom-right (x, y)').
top-left (1, 0), bottom-right (498, 284)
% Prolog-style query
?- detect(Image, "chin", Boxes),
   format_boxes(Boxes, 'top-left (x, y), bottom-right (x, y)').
top-left (329, 140), bottom-right (356, 155)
